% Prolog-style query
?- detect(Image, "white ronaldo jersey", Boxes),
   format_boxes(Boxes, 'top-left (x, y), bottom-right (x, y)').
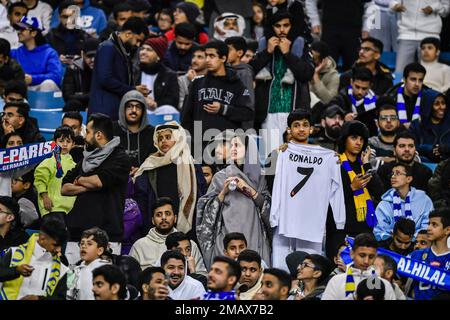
top-left (270, 143), bottom-right (346, 243)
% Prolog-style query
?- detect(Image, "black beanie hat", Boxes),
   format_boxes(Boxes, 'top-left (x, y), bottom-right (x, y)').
top-left (176, 2), bottom-right (200, 25)
top-left (337, 120), bottom-right (369, 154)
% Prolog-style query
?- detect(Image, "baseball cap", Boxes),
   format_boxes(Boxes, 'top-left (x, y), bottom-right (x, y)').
top-left (322, 104), bottom-right (345, 119)
top-left (83, 38), bottom-right (100, 57)
top-left (14, 16), bottom-right (42, 31)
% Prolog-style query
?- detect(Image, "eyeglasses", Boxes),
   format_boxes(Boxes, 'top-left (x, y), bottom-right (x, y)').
top-left (0, 210), bottom-right (12, 215)
top-left (379, 115), bottom-right (398, 121)
top-left (359, 46), bottom-right (379, 53)
top-left (126, 103), bottom-right (143, 110)
top-left (1, 112), bottom-right (23, 118)
top-left (298, 262), bottom-right (316, 270)
top-left (390, 171), bottom-right (407, 177)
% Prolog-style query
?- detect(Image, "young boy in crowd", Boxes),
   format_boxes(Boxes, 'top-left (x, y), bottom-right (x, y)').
top-left (34, 126), bottom-right (77, 217)
top-left (420, 37), bottom-right (450, 93)
top-left (66, 227), bottom-right (111, 300)
top-left (409, 208), bottom-right (450, 300)
top-left (223, 232), bottom-right (248, 260)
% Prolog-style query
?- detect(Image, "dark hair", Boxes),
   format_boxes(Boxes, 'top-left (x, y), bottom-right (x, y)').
top-left (58, 0), bottom-right (75, 14)
top-left (0, 132), bottom-right (22, 148)
top-left (270, 10), bottom-right (292, 26)
top-left (152, 197), bottom-right (177, 216)
top-left (393, 131), bottom-right (416, 147)
top-left (403, 62), bottom-right (426, 79)
top-left (352, 233), bottom-right (379, 251)
top-left (225, 36), bottom-right (247, 55)
top-left (87, 113), bottom-right (113, 141)
top-left (129, 0), bottom-right (151, 13)
top-left (418, 229), bottom-right (428, 235)
top-left (138, 266), bottom-right (166, 295)
top-left (204, 40), bottom-right (229, 61)
top-left (174, 22), bottom-right (196, 40)
top-left (310, 41), bottom-right (330, 60)
top-left (4, 80), bottom-right (27, 99)
top-left (158, 8), bottom-right (174, 23)
top-left (193, 45), bottom-right (205, 53)
top-left (62, 111), bottom-right (83, 126)
top-left (0, 195), bottom-right (20, 220)
top-left (7, 2), bottom-right (28, 16)
top-left (391, 162), bottom-right (413, 178)
top-left (429, 207), bottom-right (450, 228)
top-left (361, 37), bottom-right (383, 53)
top-left (113, 2), bottom-right (133, 20)
top-left (121, 17), bottom-right (147, 35)
top-left (377, 101), bottom-right (398, 117)
top-left (160, 250), bottom-right (186, 267)
top-left (54, 125), bottom-right (75, 142)
top-left (376, 254), bottom-right (397, 274)
top-left (212, 256), bottom-right (241, 287)
top-left (0, 38), bottom-right (11, 57)
top-left (92, 265), bottom-right (127, 300)
top-left (223, 232), bottom-right (247, 249)
top-left (263, 268), bottom-right (291, 292)
top-left (287, 110), bottom-right (311, 127)
top-left (351, 66), bottom-right (373, 82)
top-left (337, 120), bottom-right (369, 154)
top-left (4, 101), bottom-right (29, 119)
top-left (356, 277), bottom-right (385, 300)
top-left (165, 231), bottom-right (189, 250)
top-left (306, 254), bottom-right (334, 285)
top-left (420, 37), bottom-right (440, 51)
top-left (80, 227), bottom-right (109, 252)
top-left (393, 217), bottom-right (416, 237)
top-left (18, 170), bottom-right (34, 185)
top-left (40, 213), bottom-right (69, 246)
top-left (237, 249), bottom-right (262, 266)
top-left (245, 39), bottom-right (258, 53)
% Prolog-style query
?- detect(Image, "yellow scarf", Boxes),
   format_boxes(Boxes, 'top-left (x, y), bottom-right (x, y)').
top-left (0, 234), bottom-right (63, 300)
top-left (339, 153), bottom-right (373, 223)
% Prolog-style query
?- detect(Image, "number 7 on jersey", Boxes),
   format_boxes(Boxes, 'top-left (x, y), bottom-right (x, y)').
top-left (290, 167), bottom-right (314, 197)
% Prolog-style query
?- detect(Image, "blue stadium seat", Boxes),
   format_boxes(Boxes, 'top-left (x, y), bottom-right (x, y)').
top-left (80, 111), bottom-right (87, 124)
top-left (423, 162), bottom-right (437, 172)
top-left (147, 113), bottom-right (180, 126)
top-left (439, 51), bottom-right (450, 64)
top-left (27, 91), bottom-right (64, 110)
top-left (381, 51), bottom-right (397, 70)
top-left (393, 72), bottom-right (403, 85)
top-left (29, 108), bottom-right (64, 141)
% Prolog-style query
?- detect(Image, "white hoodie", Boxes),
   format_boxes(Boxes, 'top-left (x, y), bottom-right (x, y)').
top-left (390, 0), bottom-right (450, 40)
top-left (67, 258), bottom-right (111, 300)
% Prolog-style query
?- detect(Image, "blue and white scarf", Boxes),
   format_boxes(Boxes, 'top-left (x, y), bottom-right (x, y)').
top-left (397, 85), bottom-right (422, 124)
top-left (393, 190), bottom-right (413, 222)
top-left (347, 86), bottom-right (377, 114)
top-left (202, 290), bottom-right (236, 300)
top-left (340, 237), bottom-right (450, 291)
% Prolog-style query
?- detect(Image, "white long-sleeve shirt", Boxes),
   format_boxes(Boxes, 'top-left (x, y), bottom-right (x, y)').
top-left (270, 143), bottom-right (346, 244)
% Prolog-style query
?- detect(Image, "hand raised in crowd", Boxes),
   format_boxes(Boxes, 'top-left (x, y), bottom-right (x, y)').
top-left (432, 144), bottom-right (440, 157)
top-left (279, 38), bottom-right (291, 55)
top-left (267, 37), bottom-right (280, 54)
top-left (361, 146), bottom-right (371, 164)
top-left (218, 177), bottom-right (237, 201)
top-left (203, 101), bottom-right (221, 114)
top-left (351, 173), bottom-right (372, 191)
top-left (392, 4), bottom-right (406, 12)
top-left (235, 177), bottom-right (257, 199)
top-left (145, 96), bottom-right (157, 111)
top-left (186, 255), bottom-right (196, 273)
top-left (313, 58), bottom-right (328, 82)
top-left (2, 119), bottom-right (14, 135)
top-left (186, 69), bottom-right (197, 82)
top-left (152, 283), bottom-right (170, 300)
top-left (422, 6), bottom-right (433, 15)
top-left (130, 166), bottom-right (139, 177)
top-left (136, 84), bottom-right (150, 97)
top-left (16, 264), bottom-right (34, 277)
top-left (344, 113), bottom-right (357, 122)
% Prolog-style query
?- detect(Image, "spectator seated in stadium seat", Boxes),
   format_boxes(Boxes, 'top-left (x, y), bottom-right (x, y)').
top-left (1, 101), bottom-right (45, 143)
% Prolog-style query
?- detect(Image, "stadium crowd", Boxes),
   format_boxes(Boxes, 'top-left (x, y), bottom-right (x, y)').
top-left (0, 0), bottom-right (449, 301)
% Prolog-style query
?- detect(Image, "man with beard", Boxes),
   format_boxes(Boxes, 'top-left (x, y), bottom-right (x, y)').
top-left (203, 256), bottom-right (241, 300)
top-left (89, 17), bottom-right (149, 121)
top-left (178, 46), bottom-right (207, 110)
top-left (163, 22), bottom-right (197, 74)
top-left (160, 250), bottom-right (205, 300)
top-left (113, 90), bottom-right (156, 170)
top-left (62, 37), bottom-right (99, 107)
top-left (129, 197), bottom-right (179, 270)
top-left (378, 218), bottom-right (416, 256)
top-left (256, 268), bottom-right (291, 300)
top-left (377, 131), bottom-right (433, 194)
top-left (135, 36), bottom-right (179, 113)
top-left (369, 100), bottom-right (405, 170)
top-left (330, 67), bottom-right (378, 136)
top-left (237, 250), bottom-right (264, 300)
top-left (62, 113), bottom-right (131, 266)
top-left (312, 104), bottom-right (344, 151)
